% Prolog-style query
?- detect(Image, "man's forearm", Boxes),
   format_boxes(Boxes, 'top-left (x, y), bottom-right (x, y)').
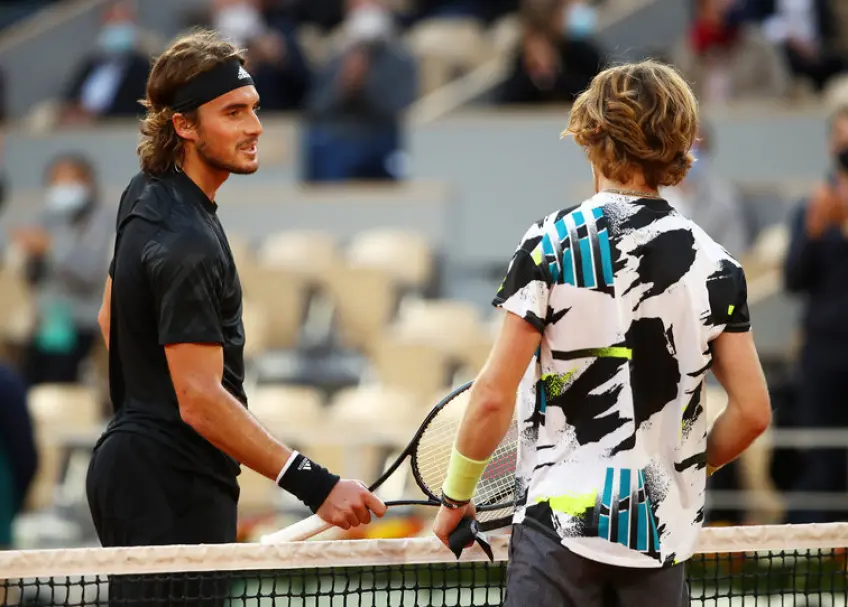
top-left (456, 388), bottom-right (516, 461)
top-left (184, 386), bottom-right (293, 482)
top-left (706, 401), bottom-right (768, 469)
top-left (443, 388), bottom-right (515, 502)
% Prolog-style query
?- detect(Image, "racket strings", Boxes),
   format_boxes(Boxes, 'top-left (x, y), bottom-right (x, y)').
top-left (412, 390), bottom-right (518, 523)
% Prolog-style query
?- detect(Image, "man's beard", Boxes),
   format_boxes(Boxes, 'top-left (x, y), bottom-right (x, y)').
top-left (197, 140), bottom-right (258, 175)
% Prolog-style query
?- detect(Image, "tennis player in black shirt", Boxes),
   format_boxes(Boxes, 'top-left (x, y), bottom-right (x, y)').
top-left (86, 30), bottom-right (386, 552)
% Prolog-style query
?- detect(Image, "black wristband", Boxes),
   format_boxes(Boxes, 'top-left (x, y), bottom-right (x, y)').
top-left (277, 453), bottom-right (340, 513)
top-left (441, 492), bottom-right (470, 509)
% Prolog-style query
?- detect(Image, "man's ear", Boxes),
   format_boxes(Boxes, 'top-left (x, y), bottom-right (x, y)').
top-left (172, 112), bottom-right (198, 142)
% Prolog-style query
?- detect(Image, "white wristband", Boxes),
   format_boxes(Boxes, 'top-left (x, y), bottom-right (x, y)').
top-left (276, 450), bottom-right (300, 486)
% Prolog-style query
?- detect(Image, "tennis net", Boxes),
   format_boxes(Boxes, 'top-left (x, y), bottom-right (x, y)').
top-left (1, 523), bottom-right (846, 606)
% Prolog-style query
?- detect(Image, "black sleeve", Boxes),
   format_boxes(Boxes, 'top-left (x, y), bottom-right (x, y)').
top-left (721, 263), bottom-right (751, 333)
top-left (144, 234), bottom-right (224, 346)
top-left (725, 265), bottom-right (751, 333)
top-left (706, 259), bottom-right (751, 334)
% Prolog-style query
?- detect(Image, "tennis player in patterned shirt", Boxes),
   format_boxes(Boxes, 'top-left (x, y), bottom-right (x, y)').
top-left (434, 60), bottom-right (772, 606)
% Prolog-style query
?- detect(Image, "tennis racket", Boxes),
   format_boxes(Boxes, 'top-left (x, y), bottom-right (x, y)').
top-left (260, 380), bottom-right (518, 544)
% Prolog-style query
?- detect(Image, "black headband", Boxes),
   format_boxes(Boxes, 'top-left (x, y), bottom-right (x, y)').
top-left (169, 59), bottom-right (254, 113)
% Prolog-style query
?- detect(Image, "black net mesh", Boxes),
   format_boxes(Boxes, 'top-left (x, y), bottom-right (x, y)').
top-left (1, 530), bottom-right (846, 606)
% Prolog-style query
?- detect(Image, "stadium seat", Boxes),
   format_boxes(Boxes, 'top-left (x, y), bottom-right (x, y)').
top-left (346, 228), bottom-right (434, 293)
top-left (26, 384), bottom-right (101, 511)
top-left (407, 18), bottom-right (490, 95)
top-left (248, 384), bottom-right (325, 434)
top-left (329, 384), bottom-right (421, 428)
top-left (240, 298), bottom-right (270, 360)
top-left (392, 299), bottom-right (485, 362)
top-left (258, 230), bottom-right (341, 285)
top-left (325, 264), bottom-right (399, 353)
top-left (238, 265), bottom-right (309, 351)
top-left (227, 232), bottom-right (255, 271)
top-left (372, 334), bottom-right (451, 403)
top-left (28, 384), bottom-right (101, 431)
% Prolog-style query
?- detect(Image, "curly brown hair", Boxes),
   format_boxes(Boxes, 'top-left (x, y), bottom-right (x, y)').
top-left (563, 60), bottom-right (700, 190)
top-left (138, 29), bottom-right (246, 175)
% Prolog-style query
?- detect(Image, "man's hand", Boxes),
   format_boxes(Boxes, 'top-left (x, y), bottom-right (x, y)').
top-left (433, 502), bottom-right (476, 550)
top-left (316, 480), bottom-right (387, 530)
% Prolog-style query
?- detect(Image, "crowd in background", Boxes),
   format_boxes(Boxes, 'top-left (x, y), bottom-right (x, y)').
top-left (1, 0), bottom-right (848, 547)
top-left (680, 0), bottom-right (848, 101)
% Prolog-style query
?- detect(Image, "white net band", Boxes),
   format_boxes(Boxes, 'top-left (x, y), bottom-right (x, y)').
top-left (1, 523), bottom-right (847, 579)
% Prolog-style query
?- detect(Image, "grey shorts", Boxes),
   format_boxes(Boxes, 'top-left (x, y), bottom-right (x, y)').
top-left (503, 524), bottom-right (690, 607)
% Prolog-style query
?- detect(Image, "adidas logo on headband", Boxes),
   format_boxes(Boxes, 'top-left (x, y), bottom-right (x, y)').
top-left (169, 59), bottom-right (256, 112)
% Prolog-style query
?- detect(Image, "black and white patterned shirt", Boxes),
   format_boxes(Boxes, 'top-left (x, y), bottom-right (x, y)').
top-left (494, 191), bottom-right (750, 568)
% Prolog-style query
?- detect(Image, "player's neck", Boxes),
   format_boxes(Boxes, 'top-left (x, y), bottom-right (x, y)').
top-left (180, 151), bottom-right (229, 203)
top-left (596, 174), bottom-right (660, 199)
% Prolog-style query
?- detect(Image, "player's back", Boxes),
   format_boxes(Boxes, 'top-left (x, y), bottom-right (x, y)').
top-left (499, 191), bottom-right (749, 569)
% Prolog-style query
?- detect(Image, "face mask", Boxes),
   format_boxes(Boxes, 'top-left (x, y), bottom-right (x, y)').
top-left (46, 183), bottom-right (90, 214)
top-left (97, 22), bottom-right (137, 55)
top-left (565, 2), bottom-right (597, 39)
top-left (346, 6), bottom-right (392, 44)
top-left (214, 3), bottom-right (264, 46)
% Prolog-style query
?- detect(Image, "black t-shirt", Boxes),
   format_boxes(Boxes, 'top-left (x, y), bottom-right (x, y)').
top-left (103, 169), bottom-right (246, 496)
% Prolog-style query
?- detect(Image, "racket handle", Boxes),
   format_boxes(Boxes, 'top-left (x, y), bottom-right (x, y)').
top-left (259, 514), bottom-right (333, 544)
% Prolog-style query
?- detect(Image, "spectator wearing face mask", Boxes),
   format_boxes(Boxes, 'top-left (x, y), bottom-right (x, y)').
top-left (13, 153), bottom-right (112, 386)
top-left (59, 0), bottom-right (150, 126)
top-left (210, 0), bottom-right (311, 111)
top-left (498, 0), bottom-right (605, 105)
top-left (782, 104), bottom-right (848, 524)
top-left (302, 0), bottom-right (417, 182)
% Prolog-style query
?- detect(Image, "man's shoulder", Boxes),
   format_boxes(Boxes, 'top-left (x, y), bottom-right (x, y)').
top-left (525, 202), bottom-right (592, 240)
top-left (688, 219), bottom-right (744, 269)
top-left (117, 171), bottom-right (174, 228)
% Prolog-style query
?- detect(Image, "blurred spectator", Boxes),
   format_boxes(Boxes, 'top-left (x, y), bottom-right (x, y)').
top-left (677, 0), bottom-right (790, 103)
top-left (782, 104), bottom-right (848, 524)
top-left (58, 0), bottom-right (150, 126)
top-left (210, 0), bottom-right (311, 111)
top-left (761, 0), bottom-right (847, 93)
top-left (662, 125), bottom-right (750, 257)
top-left (690, 0), bottom-right (743, 58)
top-left (401, 0), bottom-right (518, 25)
top-left (497, 0), bottom-right (605, 105)
top-left (0, 362), bottom-right (37, 549)
top-left (302, 0), bottom-right (417, 182)
top-left (13, 154), bottom-right (111, 386)
top-left (272, 0), bottom-right (345, 32)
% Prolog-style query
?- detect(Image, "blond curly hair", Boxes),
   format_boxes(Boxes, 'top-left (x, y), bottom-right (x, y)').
top-left (563, 60), bottom-right (700, 190)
